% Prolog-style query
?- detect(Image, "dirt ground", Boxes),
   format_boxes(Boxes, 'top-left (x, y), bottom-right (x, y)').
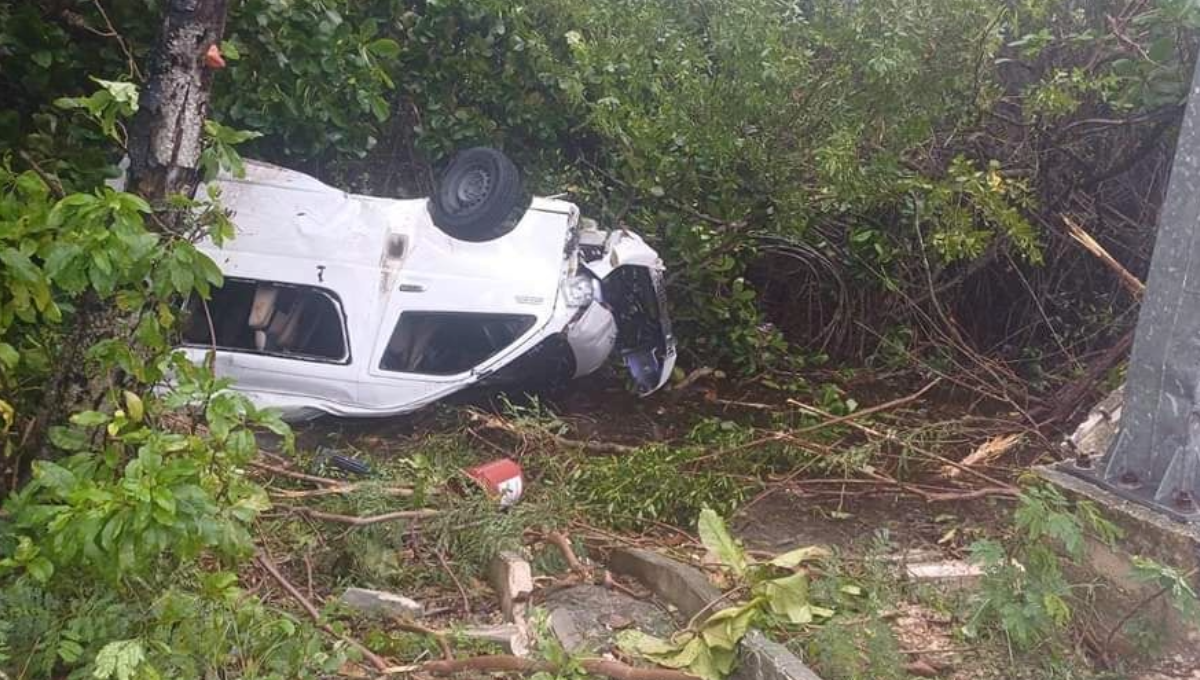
top-left (267, 372), bottom-right (1191, 680)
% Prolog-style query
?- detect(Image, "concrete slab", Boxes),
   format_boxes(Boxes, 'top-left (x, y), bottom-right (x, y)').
top-left (543, 584), bottom-right (677, 654)
top-left (1038, 464), bottom-right (1200, 662)
top-left (609, 548), bottom-right (823, 680)
top-left (903, 559), bottom-right (985, 591)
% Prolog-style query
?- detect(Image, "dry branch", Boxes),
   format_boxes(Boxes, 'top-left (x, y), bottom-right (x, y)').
top-left (785, 399), bottom-right (1019, 494)
top-left (390, 617), bottom-right (454, 661)
top-left (254, 552), bottom-right (390, 672)
top-left (1061, 215), bottom-right (1145, 298)
top-left (546, 530), bottom-right (588, 575)
top-left (423, 655), bottom-right (699, 680)
top-left (291, 507), bottom-right (440, 526)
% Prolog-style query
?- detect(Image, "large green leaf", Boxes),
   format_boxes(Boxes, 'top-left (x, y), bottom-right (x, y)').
top-left (698, 508), bottom-right (747, 576)
top-left (758, 572), bottom-right (813, 624)
top-left (700, 602), bottom-right (758, 650)
top-left (768, 546), bottom-right (830, 568)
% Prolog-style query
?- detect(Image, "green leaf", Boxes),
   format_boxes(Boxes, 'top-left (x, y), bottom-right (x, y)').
top-left (367, 38), bottom-right (401, 59)
top-left (698, 508), bottom-right (747, 576)
top-left (699, 603), bottom-right (757, 650)
top-left (48, 426), bottom-right (88, 451)
top-left (0, 342), bottom-right (19, 369)
top-left (93, 639), bottom-right (145, 680)
top-left (759, 572), bottom-right (813, 624)
top-left (71, 410), bottom-right (111, 427)
top-left (123, 391), bottom-right (145, 423)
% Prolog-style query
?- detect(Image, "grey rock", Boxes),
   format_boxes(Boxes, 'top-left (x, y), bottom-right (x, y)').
top-left (544, 584), bottom-right (678, 654)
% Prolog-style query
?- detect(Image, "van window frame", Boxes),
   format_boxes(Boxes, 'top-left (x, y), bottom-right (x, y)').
top-left (378, 311), bottom-right (537, 377)
top-left (182, 277), bottom-right (353, 366)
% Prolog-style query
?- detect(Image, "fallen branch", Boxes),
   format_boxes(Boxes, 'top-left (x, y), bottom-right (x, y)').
top-left (254, 551), bottom-right (389, 672)
top-left (291, 507), bottom-right (440, 526)
top-left (785, 399), bottom-right (1019, 494)
top-left (469, 410), bottom-right (637, 455)
top-left (941, 433), bottom-right (1022, 479)
top-left (423, 655), bottom-right (699, 680)
top-left (268, 485), bottom-right (414, 499)
top-left (791, 379), bottom-right (941, 436)
top-left (1062, 215), bottom-right (1145, 298)
top-left (391, 617), bottom-right (454, 661)
top-left (249, 460), bottom-right (347, 487)
top-left (547, 530), bottom-right (589, 575)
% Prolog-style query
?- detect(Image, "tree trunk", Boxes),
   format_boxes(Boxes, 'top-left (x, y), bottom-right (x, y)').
top-left (26, 0), bottom-right (228, 461)
top-left (127, 0), bottom-right (229, 211)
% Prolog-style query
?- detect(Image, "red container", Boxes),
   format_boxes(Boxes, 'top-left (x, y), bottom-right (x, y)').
top-left (465, 458), bottom-right (525, 507)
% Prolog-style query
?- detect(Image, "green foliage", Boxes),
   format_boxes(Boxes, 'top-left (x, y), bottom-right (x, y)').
top-left (0, 68), bottom-right (323, 677)
top-left (0, 572), bottom-right (345, 678)
top-left (619, 509), bottom-right (831, 680)
top-left (965, 484), bottom-right (1120, 650)
top-left (217, 0), bottom-right (400, 158)
top-left (1130, 555), bottom-right (1200, 623)
top-left (805, 617), bottom-right (905, 680)
top-left (564, 443), bottom-right (750, 529)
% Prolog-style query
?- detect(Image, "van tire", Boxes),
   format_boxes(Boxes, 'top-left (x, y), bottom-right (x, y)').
top-left (429, 147), bottom-right (526, 242)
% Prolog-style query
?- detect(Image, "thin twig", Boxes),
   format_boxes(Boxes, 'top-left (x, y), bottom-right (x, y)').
top-left (547, 530), bottom-right (588, 575)
top-left (790, 379), bottom-right (941, 436)
top-left (291, 507), bottom-right (440, 526)
top-left (785, 399), bottom-right (1019, 493)
top-left (423, 655), bottom-right (699, 680)
top-left (248, 460), bottom-right (347, 487)
top-left (391, 617), bottom-right (454, 661)
top-left (254, 552), bottom-right (390, 672)
top-left (1103, 567), bottom-right (1199, 648)
top-left (17, 150), bottom-right (65, 199)
top-left (434, 548), bottom-right (472, 615)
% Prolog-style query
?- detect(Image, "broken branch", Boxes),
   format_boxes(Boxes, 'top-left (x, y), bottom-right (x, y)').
top-left (390, 617), bottom-right (454, 661)
top-left (248, 460), bottom-right (348, 487)
top-left (423, 655), bottom-right (699, 680)
top-left (254, 552), bottom-right (390, 672)
top-left (547, 530), bottom-right (588, 575)
top-left (291, 507), bottom-right (440, 526)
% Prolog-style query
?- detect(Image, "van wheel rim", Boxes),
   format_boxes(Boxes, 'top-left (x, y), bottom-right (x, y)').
top-left (455, 167), bottom-right (492, 210)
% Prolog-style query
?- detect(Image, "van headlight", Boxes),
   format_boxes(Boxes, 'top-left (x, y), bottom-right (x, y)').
top-left (562, 274), bottom-right (597, 308)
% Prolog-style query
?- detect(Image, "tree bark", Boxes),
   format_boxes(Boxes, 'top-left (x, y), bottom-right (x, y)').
top-left (127, 0), bottom-right (229, 211)
top-left (25, 0), bottom-right (228, 462)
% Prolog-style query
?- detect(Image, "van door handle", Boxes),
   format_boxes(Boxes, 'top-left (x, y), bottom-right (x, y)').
top-left (397, 283), bottom-right (426, 293)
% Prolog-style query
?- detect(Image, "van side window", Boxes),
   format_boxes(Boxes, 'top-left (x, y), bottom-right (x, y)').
top-left (183, 278), bottom-right (349, 363)
top-left (380, 312), bottom-right (535, 375)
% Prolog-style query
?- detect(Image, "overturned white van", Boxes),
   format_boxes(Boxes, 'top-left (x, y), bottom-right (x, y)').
top-left (179, 148), bottom-right (676, 420)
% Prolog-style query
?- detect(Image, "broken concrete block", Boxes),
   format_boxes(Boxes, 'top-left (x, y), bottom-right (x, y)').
top-left (340, 587), bottom-right (423, 618)
top-left (488, 550), bottom-right (533, 621)
top-left (904, 559), bottom-right (985, 590)
top-left (545, 584), bottom-right (676, 654)
top-left (1069, 386), bottom-right (1123, 459)
top-left (459, 623), bottom-right (530, 657)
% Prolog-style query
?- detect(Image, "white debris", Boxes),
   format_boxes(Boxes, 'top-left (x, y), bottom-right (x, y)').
top-left (339, 587), bottom-right (423, 618)
top-left (460, 623), bottom-right (531, 657)
top-left (904, 560), bottom-right (985, 590)
top-left (488, 550), bottom-right (534, 622)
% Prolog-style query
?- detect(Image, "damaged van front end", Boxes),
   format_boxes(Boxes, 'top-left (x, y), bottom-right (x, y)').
top-left (179, 156), bottom-right (674, 420)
